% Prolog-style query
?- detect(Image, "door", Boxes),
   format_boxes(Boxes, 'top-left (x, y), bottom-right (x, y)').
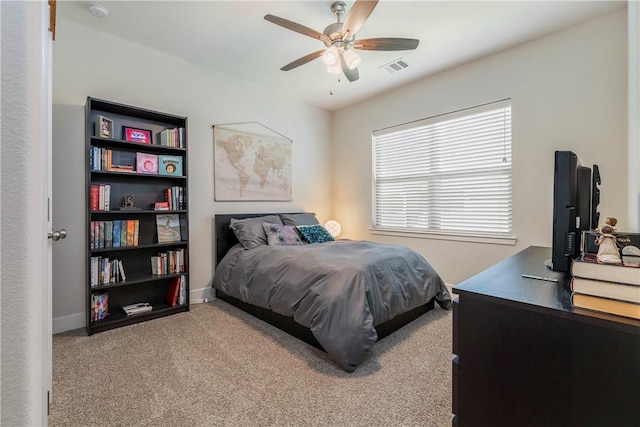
top-left (44, 0), bottom-right (58, 414)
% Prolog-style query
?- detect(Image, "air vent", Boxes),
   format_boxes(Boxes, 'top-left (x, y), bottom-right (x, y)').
top-left (380, 58), bottom-right (409, 73)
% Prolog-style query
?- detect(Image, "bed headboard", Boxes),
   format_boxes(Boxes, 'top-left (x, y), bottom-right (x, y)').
top-left (214, 213), bottom-right (306, 266)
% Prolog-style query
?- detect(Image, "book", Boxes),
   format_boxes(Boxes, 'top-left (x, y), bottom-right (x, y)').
top-left (91, 292), bottom-right (109, 321)
top-left (98, 183), bottom-right (105, 211)
top-left (582, 230), bottom-right (640, 256)
top-left (571, 256), bottom-right (640, 286)
top-left (117, 259), bottom-right (126, 282)
top-left (90, 185), bottom-right (99, 211)
top-left (156, 214), bottom-right (181, 243)
top-left (98, 221), bottom-right (105, 248)
top-left (136, 152), bottom-right (158, 174)
top-left (93, 222), bottom-right (99, 249)
top-left (151, 256), bottom-right (162, 275)
top-left (104, 221), bottom-right (113, 248)
top-left (124, 306), bottom-right (152, 315)
top-left (571, 277), bottom-right (640, 304)
top-left (127, 220), bottom-right (135, 247)
top-left (572, 293), bottom-right (640, 320)
top-left (120, 221), bottom-right (128, 248)
top-left (122, 302), bottom-right (151, 311)
top-left (112, 220), bottom-right (121, 247)
top-left (166, 277), bottom-right (181, 306)
top-left (158, 155), bottom-right (183, 176)
top-left (164, 187), bottom-right (172, 210)
top-left (178, 275), bottom-right (186, 305)
top-left (103, 184), bottom-right (111, 211)
top-left (122, 302), bottom-right (152, 315)
top-left (133, 219), bottom-right (140, 246)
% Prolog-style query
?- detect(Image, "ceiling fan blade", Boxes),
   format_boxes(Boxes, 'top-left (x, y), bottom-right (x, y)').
top-left (354, 38), bottom-right (420, 51)
top-left (341, 0), bottom-right (379, 38)
top-left (264, 14), bottom-right (330, 43)
top-left (280, 49), bottom-right (326, 71)
top-left (341, 55), bottom-right (360, 82)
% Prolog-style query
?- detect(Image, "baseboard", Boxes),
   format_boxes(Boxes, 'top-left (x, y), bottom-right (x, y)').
top-left (53, 312), bottom-right (85, 334)
top-left (189, 286), bottom-right (215, 304)
top-left (53, 287), bottom-right (217, 333)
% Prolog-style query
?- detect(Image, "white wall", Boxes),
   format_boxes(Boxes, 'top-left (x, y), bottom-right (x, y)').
top-left (330, 10), bottom-right (628, 285)
top-left (52, 18), bottom-right (332, 332)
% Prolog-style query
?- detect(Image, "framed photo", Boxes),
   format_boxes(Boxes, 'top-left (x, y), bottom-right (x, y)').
top-left (123, 126), bottom-right (152, 144)
top-left (95, 115), bottom-right (114, 139)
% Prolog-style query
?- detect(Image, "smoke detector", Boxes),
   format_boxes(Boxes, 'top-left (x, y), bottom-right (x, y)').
top-left (88, 3), bottom-right (109, 18)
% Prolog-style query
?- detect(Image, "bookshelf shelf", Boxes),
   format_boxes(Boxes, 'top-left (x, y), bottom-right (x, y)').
top-left (91, 272), bottom-right (189, 290)
top-left (86, 97), bottom-right (190, 335)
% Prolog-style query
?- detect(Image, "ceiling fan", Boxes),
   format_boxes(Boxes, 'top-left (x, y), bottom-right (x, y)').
top-left (264, 0), bottom-right (419, 82)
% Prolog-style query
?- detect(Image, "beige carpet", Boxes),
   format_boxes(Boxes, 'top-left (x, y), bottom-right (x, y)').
top-left (50, 300), bottom-right (452, 427)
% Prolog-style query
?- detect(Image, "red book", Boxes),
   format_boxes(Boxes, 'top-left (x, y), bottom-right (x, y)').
top-left (90, 185), bottom-right (99, 211)
top-left (166, 277), bottom-right (181, 307)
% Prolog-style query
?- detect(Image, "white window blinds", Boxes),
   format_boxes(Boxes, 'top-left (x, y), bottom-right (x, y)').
top-left (372, 100), bottom-right (512, 238)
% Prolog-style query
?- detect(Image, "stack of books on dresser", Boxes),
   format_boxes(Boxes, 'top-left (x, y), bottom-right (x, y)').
top-left (570, 231), bottom-right (640, 320)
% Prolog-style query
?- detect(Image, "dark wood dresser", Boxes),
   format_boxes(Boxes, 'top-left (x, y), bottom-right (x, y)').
top-left (452, 246), bottom-right (640, 427)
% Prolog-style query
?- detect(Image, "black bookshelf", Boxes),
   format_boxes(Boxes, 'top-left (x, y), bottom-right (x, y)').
top-left (85, 97), bottom-right (189, 335)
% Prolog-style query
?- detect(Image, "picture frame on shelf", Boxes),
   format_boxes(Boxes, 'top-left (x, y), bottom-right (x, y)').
top-left (136, 152), bottom-right (158, 174)
top-left (156, 214), bottom-right (181, 243)
top-left (95, 115), bottom-right (114, 139)
top-left (123, 126), bottom-right (152, 144)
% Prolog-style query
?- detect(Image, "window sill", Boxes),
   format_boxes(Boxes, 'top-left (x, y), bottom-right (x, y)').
top-left (369, 228), bottom-right (517, 246)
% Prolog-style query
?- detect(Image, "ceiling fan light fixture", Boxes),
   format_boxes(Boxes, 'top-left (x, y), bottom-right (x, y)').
top-left (323, 45), bottom-right (340, 66)
top-left (342, 49), bottom-right (361, 70)
top-left (327, 62), bottom-right (342, 75)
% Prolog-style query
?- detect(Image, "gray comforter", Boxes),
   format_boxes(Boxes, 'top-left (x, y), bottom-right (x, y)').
top-left (213, 240), bottom-right (451, 371)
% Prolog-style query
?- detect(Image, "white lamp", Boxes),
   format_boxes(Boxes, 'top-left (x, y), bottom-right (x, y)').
top-left (324, 220), bottom-right (342, 238)
top-left (323, 45), bottom-right (340, 66)
top-left (342, 49), bottom-right (361, 70)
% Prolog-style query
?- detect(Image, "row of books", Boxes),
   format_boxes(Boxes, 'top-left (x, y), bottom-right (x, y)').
top-left (90, 257), bottom-right (126, 287)
top-left (151, 249), bottom-right (186, 275)
top-left (164, 186), bottom-right (186, 210)
top-left (159, 127), bottom-right (186, 148)
top-left (90, 184), bottom-right (111, 211)
top-left (167, 275), bottom-right (187, 307)
top-left (90, 220), bottom-right (139, 249)
top-left (90, 147), bottom-right (183, 176)
top-left (570, 231), bottom-right (640, 320)
top-left (91, 292), bottom-right (109, 322)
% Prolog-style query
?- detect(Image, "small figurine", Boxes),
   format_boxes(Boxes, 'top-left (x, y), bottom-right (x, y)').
top-left (595, 217), bottom-right (622, 264)
top-left (122, 194), bottom-right (135, 209)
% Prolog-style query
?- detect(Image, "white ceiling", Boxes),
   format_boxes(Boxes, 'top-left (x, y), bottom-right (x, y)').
top-left (58, 1), bottom-right (626, 111)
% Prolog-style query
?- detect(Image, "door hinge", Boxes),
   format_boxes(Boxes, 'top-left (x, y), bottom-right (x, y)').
top-left (47, 390), bottom-right (51, 415)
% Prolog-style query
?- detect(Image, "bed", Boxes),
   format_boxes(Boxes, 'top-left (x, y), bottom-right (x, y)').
top-left (212, 213), bottom-right (452, 372)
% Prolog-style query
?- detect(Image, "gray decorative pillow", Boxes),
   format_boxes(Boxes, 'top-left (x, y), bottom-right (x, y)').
top-left (262, 223), bottom-right (305, 246)
top-left (296, 224), bottom-right (335, 244)
top-left (279, 213), bottom-right (319, 226)
top-left (229, 215), bottom-right (283, 249)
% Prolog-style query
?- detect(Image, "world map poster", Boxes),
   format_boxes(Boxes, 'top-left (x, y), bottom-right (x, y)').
top-left (214, 124), bottom-right (292, 201)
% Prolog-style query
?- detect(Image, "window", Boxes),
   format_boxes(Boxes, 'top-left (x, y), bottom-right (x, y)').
top-left (372, 100), bottom-right (512, 241)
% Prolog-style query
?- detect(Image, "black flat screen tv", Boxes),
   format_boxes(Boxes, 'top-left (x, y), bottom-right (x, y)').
top-left (549, 150), bottom-right (600, 272)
